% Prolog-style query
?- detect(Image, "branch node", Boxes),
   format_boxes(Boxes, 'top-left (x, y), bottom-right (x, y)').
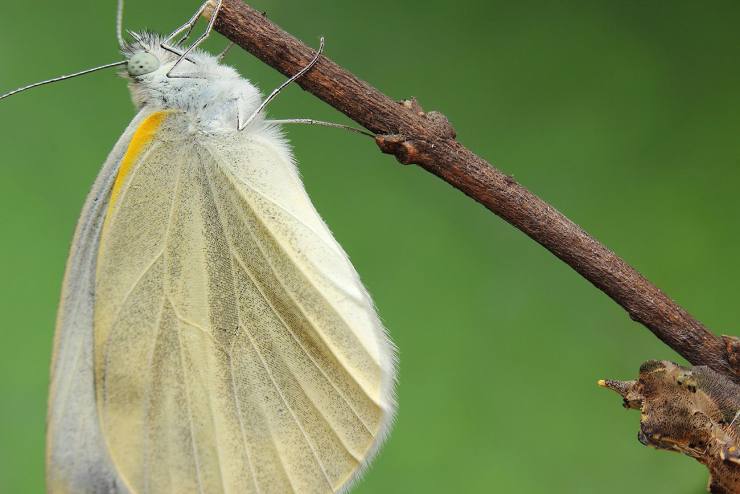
top-left (400, 97), bottom-right (424, 114)
top-left (723, 335), bottom-right (740, 377)
top-left (398, 98), bottom-right (457, 139)
top-left (375, 134), bottom-right (423, 165)
top-left (425, 110), bottom-right (457, 139)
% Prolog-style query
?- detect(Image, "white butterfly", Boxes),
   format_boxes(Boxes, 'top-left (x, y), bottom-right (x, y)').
top-left (8, 1), bottom-right (398, 492)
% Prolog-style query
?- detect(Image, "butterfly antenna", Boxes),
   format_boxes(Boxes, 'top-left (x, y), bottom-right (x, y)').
top-left (117, 0), bottom-right (126, 48)
top-left (0, 61), bottom-right (127, 102)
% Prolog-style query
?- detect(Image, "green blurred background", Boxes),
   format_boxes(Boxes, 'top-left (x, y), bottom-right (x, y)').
top-left (2, 0), bottom-right (739, 492)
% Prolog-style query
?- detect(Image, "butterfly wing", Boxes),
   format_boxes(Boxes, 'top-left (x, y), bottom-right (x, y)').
top-left (94, 112), bottom-right (396, 493)
top-left (46, 111), bottom-right (159, 494)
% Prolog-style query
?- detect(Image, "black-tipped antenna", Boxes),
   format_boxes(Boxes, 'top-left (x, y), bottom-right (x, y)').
top-left (0, 61), bottom-right (127, 101)
top-left (117, 0), bottom-right (126, 48)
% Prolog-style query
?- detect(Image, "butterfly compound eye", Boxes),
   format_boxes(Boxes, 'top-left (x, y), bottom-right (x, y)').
top-left (127, 52), bottom-right (160, 76)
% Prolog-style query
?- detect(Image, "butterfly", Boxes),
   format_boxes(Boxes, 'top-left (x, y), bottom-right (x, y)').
top-left (0, 1), bottom-right (397, 492)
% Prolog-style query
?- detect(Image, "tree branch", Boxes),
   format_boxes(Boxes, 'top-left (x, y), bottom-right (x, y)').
top-left (207, 0), bottom-right (738, 381)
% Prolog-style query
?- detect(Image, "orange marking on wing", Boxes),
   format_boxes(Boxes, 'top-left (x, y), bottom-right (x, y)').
top-left (108, 111), bottom-right (169, 211)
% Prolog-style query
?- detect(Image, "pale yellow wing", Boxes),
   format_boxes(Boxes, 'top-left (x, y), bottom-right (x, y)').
top-left (94, 112), bottom-right (395, 493)
top-left (47, 109), bottom-right (156, 494)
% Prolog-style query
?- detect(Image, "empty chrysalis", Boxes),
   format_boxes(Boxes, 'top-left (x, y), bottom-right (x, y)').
top-left (2, 0), bottom-right (396, 492)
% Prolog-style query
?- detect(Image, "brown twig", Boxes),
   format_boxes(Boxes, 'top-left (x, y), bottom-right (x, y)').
top-left (207, 0), bottom-right (738, 381)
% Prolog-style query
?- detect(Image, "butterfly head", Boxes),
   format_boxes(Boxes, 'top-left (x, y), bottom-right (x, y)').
top-left (121, 32), bottom-right (184, 79)
top-left (120, 31), bottom-right (261, 129)
top-left (127, 52), bottom-right (161, 77)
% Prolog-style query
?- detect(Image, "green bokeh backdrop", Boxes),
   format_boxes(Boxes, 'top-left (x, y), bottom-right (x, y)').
top-left (2, 0), bottom-right (740, 492)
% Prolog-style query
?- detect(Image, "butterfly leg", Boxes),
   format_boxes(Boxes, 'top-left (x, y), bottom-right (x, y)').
top-left (217, 42), bottom-right (235, 62)
top-left (165, 0), bottom-right (215, 45)
top-left (238, 37), bottom-right (326, 131)
top-left (166, 0), bottom-right (223, 78)
top-left (267, 119), bottom-right (373, 137)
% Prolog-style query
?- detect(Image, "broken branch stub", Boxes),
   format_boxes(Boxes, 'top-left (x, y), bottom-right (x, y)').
top-left (600, 361), bottom-right (740, 493)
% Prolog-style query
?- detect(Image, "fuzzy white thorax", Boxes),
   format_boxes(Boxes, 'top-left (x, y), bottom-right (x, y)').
top-left (123, 32), bottom-right (263, 134)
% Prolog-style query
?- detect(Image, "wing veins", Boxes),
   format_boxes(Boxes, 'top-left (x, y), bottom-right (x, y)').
top-left (204, 163), bottom-right (333, 490)
top-left (235, 317), bottom-right (334, 491)
top-left (101, 251), bottom-right (163, 408)
top-left (214, 164), bottom-right (383, 407)
top-left (206, 143), bottom-right (347, 262)
top-left (104, 141), bottom-right (163, 229)
top-left (202, 164), bottom-right (362, 485)
top-left (169, 304), bottom-right (228, 356)
top-left (207, 150), bottom-right (376, 427)
top-left (147, 155), bottom-right (206, 494)
top-left (231, 247), bottom-right (367, 464)
top-left (101, 138), bottom-right (181, 406)
top-left (171, 296), bottom-right (206, 494)
top-left (213, 162), bottom-right (383, 373)
top-left (165, 157), bottom-right (228, 494)
top-left (101, 139), bottom-right (173, 404)
top-left (235, 178), bottom-right (367, 307)
top-left (205, 144), bottom-right (368, 307)
top-left (141, 290), bottom-right (167, 494)
top-left (201, 160), bottom-right (290, 494)
top-left (108, 251), bottom-right (165, 330)
top-left (226, 329), bottom-right (264, 494)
